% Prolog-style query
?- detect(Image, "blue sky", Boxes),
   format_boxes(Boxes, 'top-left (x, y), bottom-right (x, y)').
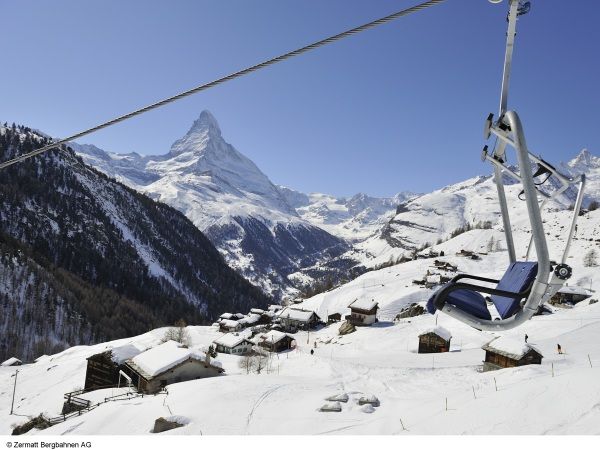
top-left (1, 0), bottom-right (598, 197)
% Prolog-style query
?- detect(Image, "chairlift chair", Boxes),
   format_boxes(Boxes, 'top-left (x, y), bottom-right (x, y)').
top-left (427, 0), bottom-right (586, 331)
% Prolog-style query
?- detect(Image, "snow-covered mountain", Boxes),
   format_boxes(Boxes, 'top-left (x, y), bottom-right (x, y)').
top-left (278, 187), bottom-right (416, 242)
top-left (73, 112), bottom-right (598, 296)
top-left (350, 149), bottom-right (600, 268)
top-left (0, 123), bottom-right (268, 362)
top-left (75, 111), bottom-right (412, 298)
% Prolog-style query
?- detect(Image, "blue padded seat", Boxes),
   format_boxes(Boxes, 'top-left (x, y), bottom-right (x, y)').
top-left (427, 287), bottom-right (491, 320)
top-left (426, 261), bottom-right (538, 321)
top-left (491, 261), bottom-right (538, 319)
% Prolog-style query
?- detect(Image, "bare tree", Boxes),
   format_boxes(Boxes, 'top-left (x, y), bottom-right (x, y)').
top-left (238, 353), bottom-right (269, 375)
top-left (487, 237), bottom-right (495, 253)
top-left (162, 319), bottom-right (191, 346)
top-left (583, 249), bottom-right (598, 267)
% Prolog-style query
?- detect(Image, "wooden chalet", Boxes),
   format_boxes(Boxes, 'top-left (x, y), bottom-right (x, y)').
top-left (124, 341), bottom-right (224, 394)
top-left (482, 336), bottom-right (543, 372)
top-left (84, 343), bottom-right (144, 391)
top-left (256, 330), bottom-right (295, 353)
top-left (346, 299), bottom-right (379, 326)
top-left (418, 327), bottom-right (452, 353)
top-left (550, 286), bottom-right (592, 305)
top-left (278, 307), bottom-right (321, 332)
top-left (213, 333), bottom-right (254, 355)
top-left (219, 319), bottom-right (242, 333)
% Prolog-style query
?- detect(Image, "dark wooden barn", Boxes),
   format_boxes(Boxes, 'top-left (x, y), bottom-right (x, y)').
top-left (328, 313), bottom-right (342, 323)
top-left (418, 327), bottom-right (452, 353)
top-left (84, 344), bottom-right (144, 391)
top-left (482, 337), bottom-right (543, 371)
top-left (257, 330), bottom-right (295, 353)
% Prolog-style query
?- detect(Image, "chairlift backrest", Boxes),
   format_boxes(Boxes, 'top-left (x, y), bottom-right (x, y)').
top-left (491, 262), bottom-right (538, 319)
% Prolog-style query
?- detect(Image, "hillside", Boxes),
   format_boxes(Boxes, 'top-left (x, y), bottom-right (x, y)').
top-left (1, 205), bottom-right (598, 435)
top-left (0, 124), bottom-right (269, 362)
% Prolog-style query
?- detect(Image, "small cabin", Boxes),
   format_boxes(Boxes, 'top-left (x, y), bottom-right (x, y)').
top-left (124, 341), bottom-right (224, 394)
top-left (345, 299), bottom-right (379, 326)
top-left (482, 337), bottom-right (543, 372)
top-left (257, 330), bottom-right (295, 353)
top-left (219, 319), bottom-right (242, 333)
top-left (84, 343), bottom-right (144, 391)
top-left (238, 313), bottom-right (262, 328)
top-left (213, 333), bottom-right (254, 355)
top-left (1, 357), bottom-right (22, 367)
top-left (328, 313), bottom-right (342, 323)
top-left (550, 286), bottom-right (592, 305)
top-left (418, 327), bottom-right (452, 353)
top-left (278, 307), bottom-right (321, 333)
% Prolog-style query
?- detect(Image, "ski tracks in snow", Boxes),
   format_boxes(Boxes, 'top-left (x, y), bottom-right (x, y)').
top-left (245, 384), bottom-right (283, 433)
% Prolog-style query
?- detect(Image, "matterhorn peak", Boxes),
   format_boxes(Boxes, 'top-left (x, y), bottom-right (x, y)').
top-left (567, 148), bottom-right (600, 173)
top-left (188, 110), bottom-right (221, 136)
top-left (169, 110), bottom-right (223, 156)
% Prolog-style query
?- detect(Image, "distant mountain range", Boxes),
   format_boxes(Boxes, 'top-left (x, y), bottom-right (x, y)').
top-left (74, 111), bottom-right (415, 298)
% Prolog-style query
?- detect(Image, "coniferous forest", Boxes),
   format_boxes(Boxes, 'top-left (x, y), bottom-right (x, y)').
top-left (0, 124), bottom-right (270, 362)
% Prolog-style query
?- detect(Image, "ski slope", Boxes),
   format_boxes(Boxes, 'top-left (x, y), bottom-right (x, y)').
top-left (1, 208), bottom-right (598, 435)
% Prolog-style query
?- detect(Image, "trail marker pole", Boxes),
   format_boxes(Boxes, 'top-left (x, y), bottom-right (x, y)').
top-left (551, 363), bottom-right (554, 377)
top-left (493, 377), bottom-right (498, 392)
top-left (10, 369), bottom-right (19, 415)
top-left (445, 397), bottom-right (448, 411)
top-left (400, 418), bottom-right (407, 431)
top-left (472, 386), bottom-right (476, 399)
top-left (588, 354), bottom-right (593, 368)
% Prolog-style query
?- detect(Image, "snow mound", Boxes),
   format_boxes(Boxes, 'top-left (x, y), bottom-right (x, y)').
top-left (319, 402), bottom-right (342, 412)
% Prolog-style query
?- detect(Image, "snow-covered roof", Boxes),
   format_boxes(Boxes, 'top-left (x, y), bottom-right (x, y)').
top-left (250, 308), bottom-right (265, 315)
top-left (213, 333), bottom-right (253, 348)
top-left (419, 326), bottom-right (452, 341)
top-left (279, 307), bottom-right (318, 322)
top-left (109, 343), bottom-right (145, 365)
top-left (238, 313), bottom-right (261, 325)
top-left (219, 313), bottom-right (234, 320)
top-left (348, 298), bottom-right (379, 312)
top-left (220, 319), bottom-right (240, 328)
top-left (558, 286), bottom-right (593, 296)
top-left (482, 336), bottom-right (542, 359)
top-left (268, 304), bottom-right (283, 312)
top-left (128, 341), bottom-right (218, 378)
top-left (259, 330), bottom-right (294, 344)
top-left (1, 357), bottom-right (22, 367)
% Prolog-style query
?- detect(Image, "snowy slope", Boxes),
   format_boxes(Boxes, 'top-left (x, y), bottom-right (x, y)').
top-left (1, 204), bottom-right (598, 435)
top-left (349, 149), bottom-right (600, 269)
top-left (3, 297), bottom-right (599, 434)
